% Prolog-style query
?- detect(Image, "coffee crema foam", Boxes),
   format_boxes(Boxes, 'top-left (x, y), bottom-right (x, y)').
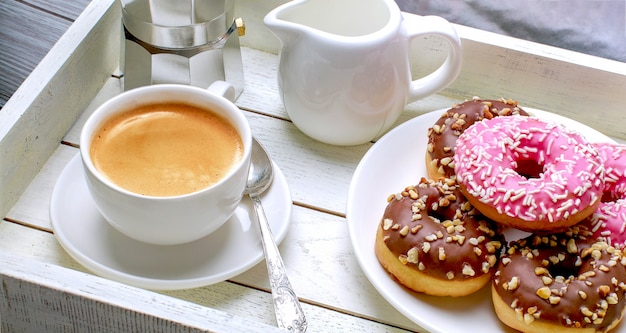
top-left (90, 103), bottom-right (243, 197)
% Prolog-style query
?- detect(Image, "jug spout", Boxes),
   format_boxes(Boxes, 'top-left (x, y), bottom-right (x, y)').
top-left (263, 2), bottom-right (305, 46)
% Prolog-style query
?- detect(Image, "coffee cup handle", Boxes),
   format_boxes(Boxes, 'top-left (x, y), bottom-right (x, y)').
top-left (402, 14), bottom-right (463, 103)
top-left (207, 80), bottom-right (236, 102)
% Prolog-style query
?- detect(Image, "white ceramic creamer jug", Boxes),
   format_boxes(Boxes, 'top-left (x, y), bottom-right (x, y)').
top-left (264, 0), bottom-right (463, 145)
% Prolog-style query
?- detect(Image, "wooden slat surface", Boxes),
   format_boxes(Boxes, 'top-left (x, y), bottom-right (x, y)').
top-left (2, 0), bottom-right (625, 332)
top-left (23, 0), bottom-right (92, 20)
top-left (0, 1), bottom-right (73, 108)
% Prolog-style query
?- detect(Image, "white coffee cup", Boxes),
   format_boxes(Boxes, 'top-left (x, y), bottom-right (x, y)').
top-left (80, 82), bottom-right (251, 245)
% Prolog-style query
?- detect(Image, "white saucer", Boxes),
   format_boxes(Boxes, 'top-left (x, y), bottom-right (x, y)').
top-left (50, 153), bottom-right (292, 290)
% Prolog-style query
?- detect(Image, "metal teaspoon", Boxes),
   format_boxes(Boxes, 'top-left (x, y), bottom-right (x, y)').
top-left (244, 138), bottom-right (307, 332)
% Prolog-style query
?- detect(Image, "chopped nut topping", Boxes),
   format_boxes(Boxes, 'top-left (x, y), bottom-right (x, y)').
top-left (425, 234), bottom-right (437, 242)
top-left (486, 241), bottom-right (500, 253)
top-left (407, 247), bottom-right (419, 264)
top-left (382, 218), bottom-right (393, 230)
top-left (487, 255), bottom-right (497, 267)
top-left (607, 293), bottom-right (619, 304)
top-left (399, 225), bottom-right (409, 236)
top-left (536, 287), bottom-right (551, 299)
top-left (498, 108), bottom-right (512, 116)
top-left (567, 238), bottom-right (578, 253)
top-left (548, 255), bottom-right (560, 264)
top-left (523, 313), bottom-right (534, 324)
top-left (541, 276), bottom-right (553, 285)
top-left (592, 249), bottom-right (602, 260)
top-left (507, 276), bottom-right (520, 291)
top-left (549, 296), bottom-right (561, 304)
top-left (462, 264), bottom-right (475, 276)
top-left (598, 285), bottom-right (611, 298)
top-left (440, 157), bottom-right (452, 166)
top-left (456, 235), bottom-right (466, 245)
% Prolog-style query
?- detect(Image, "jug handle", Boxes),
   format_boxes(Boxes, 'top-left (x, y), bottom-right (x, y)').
top-left (402, 14), bottom-right (463, 103)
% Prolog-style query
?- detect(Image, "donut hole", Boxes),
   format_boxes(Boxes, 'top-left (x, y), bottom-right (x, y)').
top-left (547, 263), bottom-right (579, 280)
top-left (602, 192), bottom-right (619, 203)
top-left (514, 158), bottom-right (544, 179)
top-left (427, 211), bottom-right (452, 225)
top-left (424, 194), bottom-right (459, 224)
top-left (601, 187), bottom-right (626, 203)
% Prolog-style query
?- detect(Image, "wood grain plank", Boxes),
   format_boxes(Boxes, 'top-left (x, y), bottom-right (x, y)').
top-left (23, 0), bottom-right (92, 20)
top-left (441, 28), bottom-right (626, 141)
top-left (0, 249), bottom-right (282, 333)
top-left (0, 0), bottom-right (121, 221)
top-left (0, 221), bottom-right (418, 332)
top-left (0, 0), bottom-right (71, 108)
top-left (3, 1), bottom-right (625, 332)
top-left (5, 144), bottom-right (77, 231)
top-left (403, 25), bottom-right (626, 141)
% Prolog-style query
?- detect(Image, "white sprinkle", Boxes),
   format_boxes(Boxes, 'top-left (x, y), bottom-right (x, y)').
top-left (556, 199), bottom-right (574, 216)
top-left (546, 137), bottom-right (555, 156)
top-left (510, 189), bottom-right (526, 202)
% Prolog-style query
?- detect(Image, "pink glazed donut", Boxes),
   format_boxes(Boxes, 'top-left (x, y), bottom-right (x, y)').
top-left (454, 116), bottom-right (604, 231)
top-left (582, 143), bottom-right (626, 247)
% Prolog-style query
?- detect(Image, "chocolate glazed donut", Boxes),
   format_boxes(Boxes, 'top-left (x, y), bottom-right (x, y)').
top-left (493, 226), bottom-right (626, 333)
top-left (375, 177), bottom-right (503, 297)
top-left (426, 98), bottom-right (528, 180)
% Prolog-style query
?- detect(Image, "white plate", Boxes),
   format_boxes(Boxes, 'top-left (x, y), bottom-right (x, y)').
top-left (347, 108), bottom-right (619, 333)
top-left (51, 153), bottom-right (292, 290)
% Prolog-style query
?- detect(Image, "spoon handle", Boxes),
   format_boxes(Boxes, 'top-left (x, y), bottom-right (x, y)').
top-left (251, 195), bottom-right (308, 332)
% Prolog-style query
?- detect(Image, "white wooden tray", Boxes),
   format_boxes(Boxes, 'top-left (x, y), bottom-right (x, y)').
top-left (2, 0), bottom-right (625, 331)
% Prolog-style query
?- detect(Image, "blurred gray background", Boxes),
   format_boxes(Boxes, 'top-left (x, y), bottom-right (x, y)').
top-left (396, 0), bottom-right (626, 63)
